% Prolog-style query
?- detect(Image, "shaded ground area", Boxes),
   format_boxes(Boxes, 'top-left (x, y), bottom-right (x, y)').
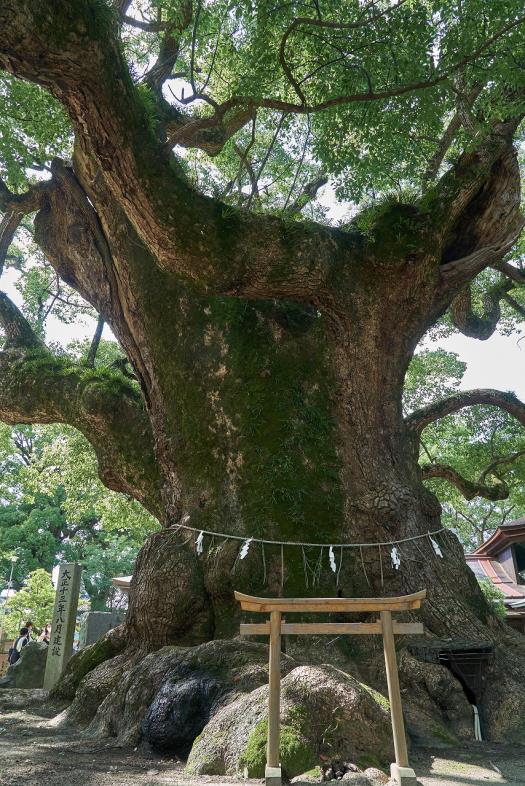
top-left (0, 690), bottom-right (524, 786)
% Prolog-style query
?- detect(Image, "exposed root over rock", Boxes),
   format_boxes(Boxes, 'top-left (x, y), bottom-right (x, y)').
top-left (51, 625), bottom-right (127, 702)
top-left (44, 636), bottom-right (486, 781)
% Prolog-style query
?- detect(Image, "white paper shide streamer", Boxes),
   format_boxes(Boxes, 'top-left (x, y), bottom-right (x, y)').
top-left (239, 538), bottom-right (253, 560)
top-left (179, 514), bottom-right (447, 582)
top-left (391, 546), bottom-right (401, 570)
top-left (430, 536), bottom-right (443, 558)
top-left (195, 530), bottom-right (204, 555)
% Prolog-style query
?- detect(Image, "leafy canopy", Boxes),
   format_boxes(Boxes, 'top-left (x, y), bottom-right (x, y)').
top-left (3, 568), bottom-right (55, 638)
top-left (2, 1), bottom-right (525, 206)
top-left (0, 423), bottom-right (158, 609)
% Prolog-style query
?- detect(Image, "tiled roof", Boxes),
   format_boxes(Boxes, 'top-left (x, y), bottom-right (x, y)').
top-left (465, 554), bottom-right (525, 602)
top-left (468, 519), bottom-right (525, 557)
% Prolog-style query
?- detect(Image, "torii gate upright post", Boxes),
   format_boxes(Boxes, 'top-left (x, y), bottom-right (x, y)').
top-left (236, 590), bottom-right (426, 786)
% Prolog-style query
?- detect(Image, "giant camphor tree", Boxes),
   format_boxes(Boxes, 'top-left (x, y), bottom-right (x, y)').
top-left (2, 0), bottom-right (525, 745)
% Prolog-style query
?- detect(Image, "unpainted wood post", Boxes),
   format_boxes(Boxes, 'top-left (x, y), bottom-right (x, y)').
top-left (267, 610), bottom-right (282, 775)
top-left (380, 610), bottom-right (409, 768)
top-left (235, 590), bottom-right (424, 786)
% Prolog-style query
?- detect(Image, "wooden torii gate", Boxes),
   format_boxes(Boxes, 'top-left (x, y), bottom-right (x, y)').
top-left (235, 589), bottom-right (426, 786)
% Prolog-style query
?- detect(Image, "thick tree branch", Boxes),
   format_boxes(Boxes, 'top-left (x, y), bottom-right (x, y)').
top-left (424, 132), bottom-right (524, 326)
top-left (0, 292), bottom-right (162, 517)
top-left (449, 278), bottom-right (513, 340)
top-left (86, 315), bottom-right (105, 368)
top-left (504, 293), bottom-right (525, 319)
top-left (0, 211), bottom-right (21, 275)
top-left (440, 229), bottom-right (523, 286)
top-left (421, 462), bottom-right (509, 501)
top-left (422, 83), bottom-right (483, 186)
top-left (0, 291), bottom-right (42, 348)
top-left (139, 2), bottom-right (192, 94)
top-left (283, 174), bottom-right (328, 216)
top-left (493, 259), bottom-right (525, 285)
top-left (123, 15), bottom-right (172, 33)
top-left (435, 125), bottom-right (523, 272)
top-left (0, 177), bottom-right (54, 273)
top-left (406, 389), bottom-right (525, 435)
top-left (164, 103), bottom-right (256, 155)
top-left (0, 176), bottom-right (53, 214)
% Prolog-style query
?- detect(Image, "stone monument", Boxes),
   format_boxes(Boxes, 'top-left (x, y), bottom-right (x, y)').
top-left (43, 563), bottom-right (81, 691)
top-left (78, 610), bottom-right (126, 648)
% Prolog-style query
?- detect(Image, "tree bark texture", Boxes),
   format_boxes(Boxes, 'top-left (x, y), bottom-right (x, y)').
top-left (1, 0), bottom-right (525, 738)
top-left (13, 141), bottom-right (521, 653)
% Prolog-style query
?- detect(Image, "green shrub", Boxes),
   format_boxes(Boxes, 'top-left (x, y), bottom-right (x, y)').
top-left (477, 578), bottom-right (506, 621)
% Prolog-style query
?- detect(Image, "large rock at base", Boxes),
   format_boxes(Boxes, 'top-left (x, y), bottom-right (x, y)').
top-left (51, 636), bottom-right (478, 776)
top-left (0, 642), bottom-right (48, 689)
top-left (142, 673), bottom-right (223, 757)
top-left (365, 649), bottom-right (474, 747)
top-left (83, 638), bottom-right (296, 745)
top-left (481, 640), bottom-right (525, 743)
top-left (186, 664), bottom-right (394, 779)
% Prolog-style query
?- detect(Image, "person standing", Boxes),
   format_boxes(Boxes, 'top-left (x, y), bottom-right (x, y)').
top-left (37, 624), bottom-right (51, 644)
top-left (8, 626), bottom-right (30, 665)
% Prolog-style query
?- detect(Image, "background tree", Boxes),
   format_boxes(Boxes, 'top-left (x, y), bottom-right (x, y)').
top-left (406, 349), bottom-right (525, 550)
top-left (3, 568), bottom-right (55, 638)
top-left (0, 0), bottom-right (525, 740)
top-left (0, 421), bottom-right (157, 608)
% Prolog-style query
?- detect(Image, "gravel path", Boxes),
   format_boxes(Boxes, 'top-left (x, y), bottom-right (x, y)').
top-left (0, 689), bottom-right (524, 786)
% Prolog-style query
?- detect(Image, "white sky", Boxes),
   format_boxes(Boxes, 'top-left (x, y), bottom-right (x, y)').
top-left (432, 329), bottom-right (525, 399)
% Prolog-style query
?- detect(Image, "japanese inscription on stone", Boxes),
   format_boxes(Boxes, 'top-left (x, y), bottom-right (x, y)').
top-left (43, 563), bottom-right (81, 690)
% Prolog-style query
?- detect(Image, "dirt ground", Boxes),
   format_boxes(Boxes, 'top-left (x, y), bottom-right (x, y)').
top-left (0, 689), bottom-right (524, 786)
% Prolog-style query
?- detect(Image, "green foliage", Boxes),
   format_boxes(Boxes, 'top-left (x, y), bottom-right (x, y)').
top-left (404, 349), bottom-right (466, 412)
top-left (407, 349), bottom-right (525, 550)
top-left (3, 568), bottom-right (55, 638)
top-left (477, 577), bottom-right (506, 620)
top-left (0, 74), bottom-right (71, 190)
top-left (0, 424), bottom-right (159, 609)
top-left (121, 0), bottom-right (525, 203)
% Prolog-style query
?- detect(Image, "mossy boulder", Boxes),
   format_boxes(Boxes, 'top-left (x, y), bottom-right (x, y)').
top-left (365, 649), bottom-right (474, 748)
top-left (397, 651), bottom-right (473, 745)
top-left (362, 767), bottom-right (390, 785)
top-left (0, 642), bottom-right (48, 689)
top-left (239, 711), bottom-right (315, 778)
top-left (187, 663), bottom-right (394, 779)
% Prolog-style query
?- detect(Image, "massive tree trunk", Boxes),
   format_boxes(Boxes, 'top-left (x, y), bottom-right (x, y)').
top-left (1, 0), bottom-right (525, 751)
top-left (17, 139), bottom-right (519, 657)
